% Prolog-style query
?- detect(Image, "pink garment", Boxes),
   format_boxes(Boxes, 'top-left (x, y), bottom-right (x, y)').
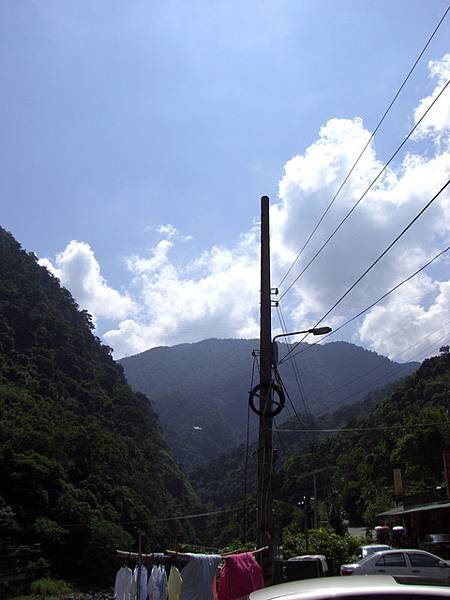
top-left (218, 552), bottom-right (264, 600)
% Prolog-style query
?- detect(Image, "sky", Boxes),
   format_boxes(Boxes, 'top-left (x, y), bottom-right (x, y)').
top-left (1, 1), bottom-right (450, 362)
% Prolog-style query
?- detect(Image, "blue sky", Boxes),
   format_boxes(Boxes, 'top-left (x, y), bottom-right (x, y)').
top-left (1, 1), bottom-right (450, 360)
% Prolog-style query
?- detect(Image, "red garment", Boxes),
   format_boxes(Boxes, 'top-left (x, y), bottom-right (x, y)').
top-left (218, 552), bottom-right (264, 600)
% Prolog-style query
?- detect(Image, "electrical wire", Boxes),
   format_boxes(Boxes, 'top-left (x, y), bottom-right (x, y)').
top-left (273, 417), bottom-right (288, 458)
top-left (279, 81), bottom-right (450, 301)
top-left (276, 304), bottom-right (313, 420)
top-left (243, 354), bottom-right (257, 543)
top-left (277, 4), bottom-right (450, 290)
top-left (314, 333), bottom-right (450, 412)
top-left (311, 323), bottom-right (450, 408)
top-left (279, 241), bottom-right (450, 364)
top-left (18, 506), bottom-right (246, 529)
top-left (280, 179), bottom-right (450, 364)
top-left (275, 422), bottom-right (449, 434)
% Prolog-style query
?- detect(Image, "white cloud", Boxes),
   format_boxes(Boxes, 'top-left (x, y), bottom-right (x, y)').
top-left (104, 231), bottom-right (260, 357)
top-left (39, 241), bottom-right (135, 321)
top-left (43, 55), bottom-right (450, 362)
top-left (358, 275), bottom-right (450, 360)
top-left (157, 223), bottom-right (178, 237)
top-left (144, 223), bottom-right (193, 242)
top-left (413, 53), bottom-right (450, 144)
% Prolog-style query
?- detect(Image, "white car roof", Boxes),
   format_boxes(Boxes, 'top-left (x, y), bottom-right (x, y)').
top-left (249, 575), bottom-right (450, 599)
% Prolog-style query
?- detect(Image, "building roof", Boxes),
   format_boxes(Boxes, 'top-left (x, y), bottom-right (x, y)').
top-left (377, 501), bottom-right (450, 517)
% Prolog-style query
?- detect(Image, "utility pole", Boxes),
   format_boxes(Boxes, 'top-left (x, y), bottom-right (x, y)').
top-left (313, 474), bottom-right (318, 529)
top-left (257, 195), bottom-right (273, 584)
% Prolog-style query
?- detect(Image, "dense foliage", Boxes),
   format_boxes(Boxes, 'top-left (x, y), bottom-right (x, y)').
top-left (279, 353), bottom-right (450, 527)
top-left (0, 227), bottom-right (200, 584)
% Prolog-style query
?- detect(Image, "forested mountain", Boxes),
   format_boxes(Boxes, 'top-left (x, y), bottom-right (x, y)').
top-left (278, 352), bottom-right (450, 528)
top-left (190, 380), bottom-right (402, 511)
top-left (193, 354), bottom-right (450, 549)
top-left (0, 227), bottom-right (200, 584)
top-left (120, 339), bottom-right (418, 470)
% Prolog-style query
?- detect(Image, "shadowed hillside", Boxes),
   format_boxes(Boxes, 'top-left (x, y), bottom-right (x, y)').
top-left (120, 338), bottom-right (418, 470)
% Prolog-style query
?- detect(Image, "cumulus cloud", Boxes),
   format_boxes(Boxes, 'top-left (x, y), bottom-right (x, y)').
top-left (104, 229), bottom-right (260, 356)
top-left (39, 241), bottom-right (135, 321)
top-left (43, 55), bottom-right (450, 361)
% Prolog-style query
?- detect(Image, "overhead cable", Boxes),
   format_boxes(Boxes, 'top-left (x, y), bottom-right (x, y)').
top-left (276, 304), bottom-right (313, 419)
top-left (279, 80), bottom-right (449, 301)
top-left (279, 241), bottom-right (450, 363)
top-left (277, 4), bottom-right (450, 291)
top-left (314, 333), bottom-right (450, 412)
top-left (279, 179), bottom-right (450, 364)
top-left (276, 422), bottom-right (449, 434)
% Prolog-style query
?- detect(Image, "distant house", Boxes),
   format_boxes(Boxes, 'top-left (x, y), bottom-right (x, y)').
top-left (377, 490), bottom-right (450, 545)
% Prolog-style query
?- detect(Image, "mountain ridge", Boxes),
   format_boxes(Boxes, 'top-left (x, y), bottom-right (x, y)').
top-left (120, 337), bottom-right (418, 470)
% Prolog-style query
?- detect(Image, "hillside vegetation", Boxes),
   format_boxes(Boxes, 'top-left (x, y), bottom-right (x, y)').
top-left (0, 227), bottom-right (200, 584)
top-left (275, 353), bottom-right (450, 536)
top-left (191, 354), bottom-right (450, 549)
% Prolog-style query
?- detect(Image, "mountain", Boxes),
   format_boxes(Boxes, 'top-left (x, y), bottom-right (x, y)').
top-left (0, 227), bottom-right (200, 584)
top-left (119, 338), bottom-right (418, 470)
top-left (189, 379), bottom-right (403, 511)
top-left (191, 354), bottom-right (450, 549)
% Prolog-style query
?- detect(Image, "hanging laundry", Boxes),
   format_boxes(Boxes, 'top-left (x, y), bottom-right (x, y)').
top-left (115, 566), bottom-right (133, 600)
top-left (158, 565), bottom-right (168, 599)
top-left (180, 554), bottom-right (221, 600)
top-left (218, 552), bottom-right (264, 600)
top-left (131, 565), bottom-right (148, 600)
top-left (148, 564), bottom-right (162, 600)
top-left (167, 565), bottom-right (182, 600)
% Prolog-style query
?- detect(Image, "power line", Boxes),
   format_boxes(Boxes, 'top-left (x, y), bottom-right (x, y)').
top-left (243, 354), bottom-right (257, 543)
top-left (156, 507), bottom-right (243, 522)
top-left (280, 242), bottom-right (450, 364)
top-left (276, 304), bottom-right (313, 419)
top-left (277, 5), bottom-right (450, 291)
top-left (276, 422), bottom-right (449, 434)
top-left (280, 244), bottom-right (450, 362)
top-left (279, 179), bottom-right (450, 364)
top-left (314, 333), bottom-right (450, 412)
top-left (17, 506), bottom-right (246, 528)
top-left (279, 80), bottom-right (450, 301)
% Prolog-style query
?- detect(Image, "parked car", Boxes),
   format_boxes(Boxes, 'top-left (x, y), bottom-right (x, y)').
top-left (420, 534), bottom-right (450, 559)
top-left (249, 575), bottom-right (450, 599)
top-left (340, 544), bottom-right (392, 575)
top-left (344, 549), bottom-right (450, 582)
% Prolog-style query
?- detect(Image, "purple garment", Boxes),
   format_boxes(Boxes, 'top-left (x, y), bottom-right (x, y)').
top-left (218, 552), bottom-right (264, 600)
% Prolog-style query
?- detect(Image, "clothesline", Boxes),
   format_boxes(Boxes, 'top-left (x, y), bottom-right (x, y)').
top-left (116, 550), bottom-right (164, 560)
top-left (115, 546), bottom-right (267, 599)
top-left (116, 546), bottom-right (269, 561)
top-left (166, 546), bottom-right (269, 559)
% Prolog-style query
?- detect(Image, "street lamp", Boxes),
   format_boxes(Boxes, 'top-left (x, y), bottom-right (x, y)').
top-left (273, 326), bottom-right (332, 343)
top-left (272, 326), bottom-right (332, 364)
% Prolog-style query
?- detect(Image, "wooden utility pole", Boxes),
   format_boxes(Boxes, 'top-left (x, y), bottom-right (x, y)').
top-left (257, 195), bottom-right (273, 583)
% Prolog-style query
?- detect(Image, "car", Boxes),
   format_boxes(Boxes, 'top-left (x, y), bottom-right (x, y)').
top-left (249, 575), bottom-right (450, 599)
top-left (345, 549), bottom-right (450, 582)
top-left (340, 544), bottom-right (392, 575)
top-left (420, 535), bottom-right (450, 560)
